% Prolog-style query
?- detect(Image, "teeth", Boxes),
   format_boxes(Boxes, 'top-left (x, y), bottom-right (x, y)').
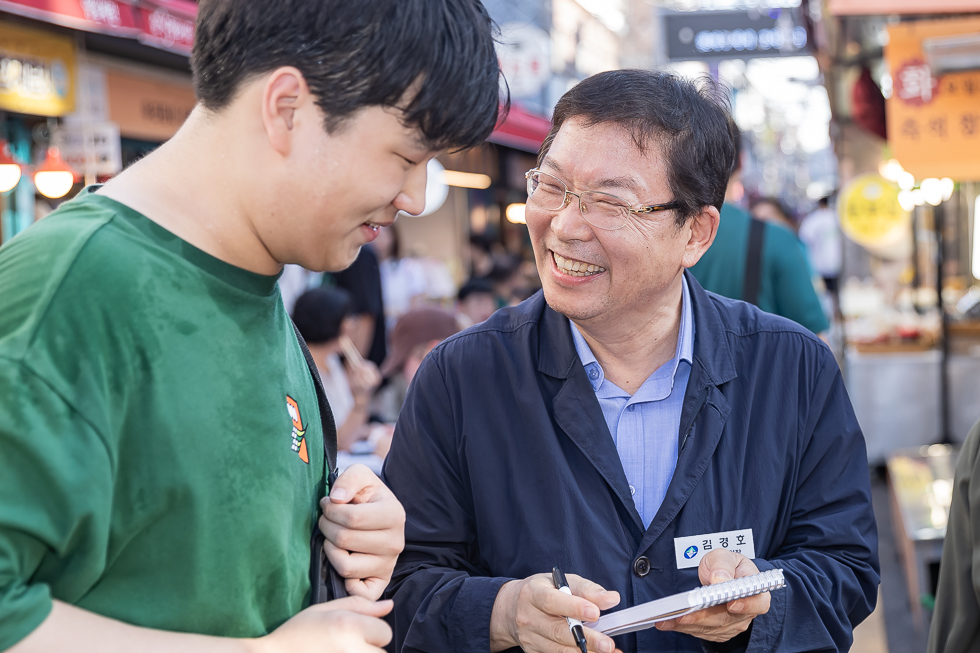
top-left (553, 252), bottom-right (605, 277)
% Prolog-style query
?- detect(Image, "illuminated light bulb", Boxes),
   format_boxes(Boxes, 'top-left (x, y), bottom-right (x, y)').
top-left (897, 171), bottom-right (915, 191)
top-left (0, 140), bottom-right (21, 193)
top-left (442, 170), bottom-right (492, 189)
top-left (940, 178), bottom-right (955, 202)
top-left (33, 147), bottom-right (77, 199)
top-left (972, 195), bottom-right (980, 280)
top-left (911, 189), bottom-right (925, 206)
top-left (878, 158), bottom-right (904, 183)
top-left (897, 190), bottom-right (915, 213)
top-left (505, 202), bottom-right (526, 224)
top-left (920, 178), bottom-right (943, 206)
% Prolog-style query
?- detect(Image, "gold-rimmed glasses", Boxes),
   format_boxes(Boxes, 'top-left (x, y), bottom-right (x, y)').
top-left (525, 168), bottom-right (681, 231)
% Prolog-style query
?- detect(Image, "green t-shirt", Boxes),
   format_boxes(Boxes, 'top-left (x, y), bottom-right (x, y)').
top-left (690, 203), bottom-right (830, 334)
top-left (0, 189), bottom-right (325, 649)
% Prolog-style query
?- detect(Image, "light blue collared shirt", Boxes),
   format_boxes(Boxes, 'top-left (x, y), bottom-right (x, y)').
top-left (570, 277), bottom-right (695, 529)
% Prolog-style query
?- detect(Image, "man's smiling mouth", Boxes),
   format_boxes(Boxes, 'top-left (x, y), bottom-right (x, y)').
top-left (552, 251), bottom-right (606, 277)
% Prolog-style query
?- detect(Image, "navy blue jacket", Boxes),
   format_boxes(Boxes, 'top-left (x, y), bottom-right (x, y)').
top-left (382, 273), bottom-right (879, 653)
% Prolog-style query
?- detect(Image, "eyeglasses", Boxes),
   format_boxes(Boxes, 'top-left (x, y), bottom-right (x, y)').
top-left (525, 168), bottom-right (681, 231)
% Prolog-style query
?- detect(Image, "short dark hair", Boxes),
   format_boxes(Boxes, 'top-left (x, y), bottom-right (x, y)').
top-left (457, 277), bottom-right (495, 302)
top-left (538, 69), bottom-right (738, 225)
top-left (751, 197), bottom-right (795, 224)
top-left (192, 0), bottom-right (505, 151)
top-left (292, 287), bottom-right (352, 344)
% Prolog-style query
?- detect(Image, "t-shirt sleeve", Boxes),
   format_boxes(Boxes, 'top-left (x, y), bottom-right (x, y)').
top-left (0, 359), bottom-right (114, 650)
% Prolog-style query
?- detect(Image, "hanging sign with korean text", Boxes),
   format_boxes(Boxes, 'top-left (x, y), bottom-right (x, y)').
top-left (0, 21), bottom-right (76, 116)
top-left (885, 18), bottom-right (980, 180)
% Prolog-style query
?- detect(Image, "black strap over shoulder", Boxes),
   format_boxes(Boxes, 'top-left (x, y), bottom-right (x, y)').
top-left (743, 218), bottom-right (766, 307)
top-left (291, 320), bottom-right (348, 604)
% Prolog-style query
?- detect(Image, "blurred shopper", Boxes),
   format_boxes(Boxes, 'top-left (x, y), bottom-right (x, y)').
top-left (384, 70), bottom-right (877, 653)
top-left (327, 245), bottom-right (387, 368)
top-left (292, 288), bottom-right (382, 454)
top-left (690, 136), bottom-right (829, 335)
top-left (799, 196), bottom-right (843, 294)
top-left (279, 264), bottom-right (323, 314)
top-left (374, 226), bottom-right (427, 326)
top-left (372, 308), bottom-right (459, 424)
top-left (927, 418), bottom-right (980, 653)
top-left (750, 197), bottom-right (798, 233)
top-left (0, 0), bottom-right (503, 651)
top-left (750, 197), bottom-right (820, 280)
top-left (456, 278), bottom-right (498, 327)
top-left (488, 255), bottom-right (525, 307)
top-left (469, 232), bottom-right (496, 278)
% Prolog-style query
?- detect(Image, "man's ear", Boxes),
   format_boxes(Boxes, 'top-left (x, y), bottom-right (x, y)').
top-left (261, 67), bottom-right (309, 157)
top-left (682, 205), bottom-right (720, 269)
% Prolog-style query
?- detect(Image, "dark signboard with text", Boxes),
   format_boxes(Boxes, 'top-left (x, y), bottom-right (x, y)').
top-left (664, 9), bottom-right (811, 62)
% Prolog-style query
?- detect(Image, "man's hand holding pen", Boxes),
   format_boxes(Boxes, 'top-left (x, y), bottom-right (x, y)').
top-left (488, 572), bottom-right (621, 653)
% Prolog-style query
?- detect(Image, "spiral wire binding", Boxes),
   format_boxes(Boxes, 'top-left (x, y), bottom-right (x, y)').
top-left (692, 569), bottom-right (786, 609)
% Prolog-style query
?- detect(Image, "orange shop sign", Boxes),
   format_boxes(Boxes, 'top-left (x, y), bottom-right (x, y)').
top-left (830, 0), bottom-right (980, 15)
top-left (106, 69), bottom-right (195, 142)
top-left (885, 18), bottom-right (980, 180)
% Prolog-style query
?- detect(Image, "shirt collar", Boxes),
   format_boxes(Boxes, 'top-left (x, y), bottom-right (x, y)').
top-left (570, 276), bottom-right (695, 393)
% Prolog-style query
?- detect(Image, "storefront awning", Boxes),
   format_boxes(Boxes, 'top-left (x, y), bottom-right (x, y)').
top-left (0, 0), bottom-right (196, 55)
top-left (489, 104), bottom-right (552, 154)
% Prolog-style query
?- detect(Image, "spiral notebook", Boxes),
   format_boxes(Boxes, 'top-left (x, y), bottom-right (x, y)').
top-left (584, 569), bottom-right (786, 637)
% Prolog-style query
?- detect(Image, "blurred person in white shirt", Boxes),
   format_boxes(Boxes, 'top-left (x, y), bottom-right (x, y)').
top-left (798, 196), bottom-right (842, 293)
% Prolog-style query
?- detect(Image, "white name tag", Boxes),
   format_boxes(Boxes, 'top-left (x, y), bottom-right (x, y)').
top-left (674, 529), bottom-right (755, 569)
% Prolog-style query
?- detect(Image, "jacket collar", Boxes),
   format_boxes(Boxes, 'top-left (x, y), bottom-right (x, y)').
top-left (536, 271), bottom-right (737, 389)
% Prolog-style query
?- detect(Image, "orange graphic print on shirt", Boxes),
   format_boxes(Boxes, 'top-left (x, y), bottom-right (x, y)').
top-left (286, 395), bottom-right (309, 464)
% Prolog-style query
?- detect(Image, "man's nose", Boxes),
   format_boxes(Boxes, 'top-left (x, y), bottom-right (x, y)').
top-left (551, 193), bottom-right (593, 241)
top-left (393, 163), bottom-right (429, 216)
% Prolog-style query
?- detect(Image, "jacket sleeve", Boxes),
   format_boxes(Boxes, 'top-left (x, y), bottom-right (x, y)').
top-left (381, 351), bottom-right (513, 653)
top-left (738, 357), bottom-right (879, 653)
top-left (927, 419), bottom-right (980, 653)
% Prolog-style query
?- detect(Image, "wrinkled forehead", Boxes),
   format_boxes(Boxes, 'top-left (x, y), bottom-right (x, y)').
top-left (540, 118), bottom-right (669, 194)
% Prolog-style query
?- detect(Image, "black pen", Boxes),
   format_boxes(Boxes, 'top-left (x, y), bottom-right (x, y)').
top-left (552, 566), bottom-right (589, 653)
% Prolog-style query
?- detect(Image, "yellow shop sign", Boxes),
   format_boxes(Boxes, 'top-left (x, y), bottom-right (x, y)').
top-left (839, 174), bottom-right (911, 248)
top-left (0, 21), bottom-right (76, 116)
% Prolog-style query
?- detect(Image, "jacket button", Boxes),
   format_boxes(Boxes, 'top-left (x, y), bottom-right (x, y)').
top-left (633, 556), bottom-right (651, 577)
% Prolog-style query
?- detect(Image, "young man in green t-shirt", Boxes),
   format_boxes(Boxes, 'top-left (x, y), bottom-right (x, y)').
top-left (0, 1), bottom-right (503, 652)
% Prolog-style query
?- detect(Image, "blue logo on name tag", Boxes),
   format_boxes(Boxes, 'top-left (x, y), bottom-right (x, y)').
top-left (684, 545), bottom-right (698, 559)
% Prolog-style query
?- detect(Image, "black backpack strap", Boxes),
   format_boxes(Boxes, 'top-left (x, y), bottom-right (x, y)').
top-left (291, 320), bottom-right (348, 603)
top-left (743, 218), bottom-right (766, 306)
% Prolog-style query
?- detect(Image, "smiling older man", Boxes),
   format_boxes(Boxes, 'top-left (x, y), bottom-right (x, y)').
top-left (382, 70), bottom-right (878, 653)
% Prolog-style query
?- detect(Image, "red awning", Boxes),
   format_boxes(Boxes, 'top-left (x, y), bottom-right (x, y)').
top-left (489, 104), bottom-right (552, 154)
top-left (135, 1), bottom-right (194, 55)
top-left (0, 0), bottom-right (195, 55)
top-left (0, 0), bottom-right (140, 36)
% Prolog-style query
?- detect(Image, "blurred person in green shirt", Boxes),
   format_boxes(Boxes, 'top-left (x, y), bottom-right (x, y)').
top-left (689, 137), bottom-right (829, 335)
